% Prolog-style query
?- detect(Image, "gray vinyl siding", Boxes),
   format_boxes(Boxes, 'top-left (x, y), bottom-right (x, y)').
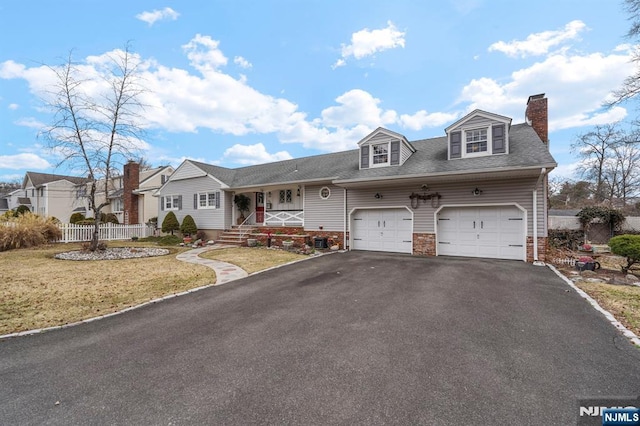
top-left (158, 176), bottom-right (226, 230)
top-left (304, 184), bottom-right (345, 231)
top-left (346, 177), bottom-right (544, 236)
top-left (367, 132), bottom-right (393, 144)
top-left (401, 143), bottom-right (413, 164)
top-left (458, 115), bottom-right (491, 128)
top-left (171, 161), bottom-right (207, 181)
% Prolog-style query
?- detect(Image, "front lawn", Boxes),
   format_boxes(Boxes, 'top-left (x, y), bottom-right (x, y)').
top-left (0, 242), bottom-right (214, 335)
top-left (0, 243), bottom-right (308, 336)
top-left (576, 281), bottom-right (640, 337)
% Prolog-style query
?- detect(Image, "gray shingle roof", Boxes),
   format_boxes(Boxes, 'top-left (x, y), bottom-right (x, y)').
top-left (190, 123), bottom-right (556, 188)
top-left (24, 172), bottom-right (89, 187)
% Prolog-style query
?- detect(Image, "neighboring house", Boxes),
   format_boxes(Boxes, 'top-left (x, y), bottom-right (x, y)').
top-left (105, 162), bottom-right (174, 224)
top-left (17, 172), bottom-right (90, 223)
top-left (157, 94), bottom-right (556, 262)
top-left (14, 163), bottom-right (173, 224)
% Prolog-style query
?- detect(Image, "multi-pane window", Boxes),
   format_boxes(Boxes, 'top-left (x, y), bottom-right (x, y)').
top-left (198, 192), bottom-right (217, 209)
top-left (113, 198), bottom-right (124, 212)
top-left (466, 129), bottom-right (488, 153)
top-left (372, 143), bottom-right (389, 164)
top-left (164, 195), bottom-right (180, 210)
top-left (279, 189), bottom-right (293, 204)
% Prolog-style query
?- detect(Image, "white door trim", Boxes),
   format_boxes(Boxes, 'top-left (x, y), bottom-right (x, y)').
top-left (349, 206), bottom-right (414, 253)
top-left (434, 203), bottom-right (527, 261)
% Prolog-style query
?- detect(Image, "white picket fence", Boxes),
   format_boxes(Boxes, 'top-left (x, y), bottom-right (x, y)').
top-left (57, 223), bottom-right (154, 243)
top-left (549, 215), bottom-right (640, 231)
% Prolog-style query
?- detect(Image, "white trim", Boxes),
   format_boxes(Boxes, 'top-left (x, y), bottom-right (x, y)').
top-left (319, 186), bottom-right (331, 200)
top-left (445, 109), bottom-right (512, 132)
top-left (163, 194), bottom-right (180, 211)
top-left (348, 206), bottom-right (414, 253)
top-left (197, 191), bottom-right (218, 210)
top-left (357, 127), bottom-right (413, 150)
top-left (434, 203), bottom-right (527, 261)
top-left (370, 141), bottom-right (390, 168)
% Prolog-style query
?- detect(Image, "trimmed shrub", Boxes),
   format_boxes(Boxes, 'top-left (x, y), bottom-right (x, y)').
top-left (0, 212), bottom-right (62, 251)
top-left (609, 234), bottom-right (640, 274)
top-left (180, 215), bottom-right (197, 236)
top-left (14, 205), bottom-right (31, 216)
top-left (69, 212), bottom-right (85, 224)
top-left (158, 234), bottom-right (181, 246)
top-left (77, 219), bottom-right (96, 225)
top-left (102, 213), bottom-right (119, 224)
top-left (161, 211), bottom-right (179, 235)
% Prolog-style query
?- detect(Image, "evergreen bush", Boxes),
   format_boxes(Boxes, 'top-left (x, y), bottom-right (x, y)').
top-left (69, 212), bottom-right (85, 224)
top-left (161, 211), bottom-right (179, 235)
top-left (609, 234), bottom-right (640, 274)
top-left (180, 215), bottom-right (197, 236)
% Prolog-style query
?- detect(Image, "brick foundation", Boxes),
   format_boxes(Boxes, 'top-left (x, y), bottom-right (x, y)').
top-left (413, 233), bottom-right (436, 256)
top-left (251, 227), bottom-right (345, 249)
top-left (526, 236), bottom-right (548, 262)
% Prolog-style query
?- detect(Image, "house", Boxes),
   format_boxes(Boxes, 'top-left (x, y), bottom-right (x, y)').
top-left (157, 94), bottom-right (556, 262)
top-left (14, 163), bottom-right (173, 224)
top-left (104, 162), bottom-right (175, 225)
top-left (17, 172), bottom-right (90, 223)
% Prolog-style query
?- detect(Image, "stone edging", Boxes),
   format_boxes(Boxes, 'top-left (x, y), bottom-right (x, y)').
top-left (547, 264), bottom-right (640, 347)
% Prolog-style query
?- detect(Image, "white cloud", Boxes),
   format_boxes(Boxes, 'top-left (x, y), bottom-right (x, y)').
top-left (549, 162), bottom-right (581, 180)
top-left (333, 21), bottom-right (405, 68)
top-left (182, 34), bottom-right (228, 72)
top-left (400, 110), bottom-right (460, 131)
top-left (222, 143), bottom-right (292, 165)
top-left (458, 47), bottom-right (635, 131)
top-left (0, 153), bottom-right (51, 169)
top-left (8, 103), bottom-right (18, 110)
top-left (489, 20), bottom-right (587, 58)
top-left (136, 7), bottom-right (179, 26)
top-left (15, 117), bottom-right (45, 129)
top-left (233, 56), bottom-right (252, 69)
top-left (0, 36), bottom-right (458, 155)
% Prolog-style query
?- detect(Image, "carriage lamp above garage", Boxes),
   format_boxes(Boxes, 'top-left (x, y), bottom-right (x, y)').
top-left (374, 192), bottom-right (383, 199)
top-left (472, 187), bottom-right (483, 196)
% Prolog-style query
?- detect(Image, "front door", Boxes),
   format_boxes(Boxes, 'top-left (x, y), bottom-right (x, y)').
top-left (255, 192), bottom-right (264, 224)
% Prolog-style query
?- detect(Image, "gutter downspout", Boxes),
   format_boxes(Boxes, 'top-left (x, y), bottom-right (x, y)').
top-left (533, 168), bottom-right (547, 265)
top-left (343, 188), bottom-right (347, 250)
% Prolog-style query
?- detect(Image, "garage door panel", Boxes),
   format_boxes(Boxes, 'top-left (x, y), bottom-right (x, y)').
top-left (437, 206), bottom-right (524, 261)
top-left (352, 208), bottom-right (412, 254)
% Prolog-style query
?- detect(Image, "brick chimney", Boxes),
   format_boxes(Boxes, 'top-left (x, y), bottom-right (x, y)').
top-left (123, 160), bottom-right (140, 225)
top-left (525, 93), bottom-right (548, 145)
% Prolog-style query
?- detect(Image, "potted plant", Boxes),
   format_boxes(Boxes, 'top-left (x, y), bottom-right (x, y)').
top-left (234, 194), bottom-right (251, 225)
top-left (282, 240), bottom-right (294, 250)
top-left (576, 256), bottom-right (601, 271)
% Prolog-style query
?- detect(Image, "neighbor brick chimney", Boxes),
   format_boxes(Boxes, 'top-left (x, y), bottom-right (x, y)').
top-left (525, 93), bottom-right (548, 145)
top-left (123, 160), bottom-right (140, 225)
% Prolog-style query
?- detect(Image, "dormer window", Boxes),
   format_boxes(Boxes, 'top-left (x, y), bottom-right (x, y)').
top-left (446, 110), bottom-right (511, 160)
top-left (372, 143), bottom-right (389, 166)
top-left (465, 128), bottom-right (488, 155)
top-left (357, 127), bottom-right (416, 169)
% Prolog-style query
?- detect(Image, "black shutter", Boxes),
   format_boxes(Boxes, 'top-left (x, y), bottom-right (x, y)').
top-left (390, 141), bottom-right (400, 165)
top-left (194, 193), bottom-right (198, 209)
top-left (178, 195), bottom-right (182, 210)
top-left (450, 131), bottom-right (462, 159)
top-left (492, 124), bottom-right (506, 154)
top-left (361, 145), bottom-right (369, 168)
top-left (160, 197), bottom-right (164, 211)
top-left (215, 191), bottom-right (221, 208)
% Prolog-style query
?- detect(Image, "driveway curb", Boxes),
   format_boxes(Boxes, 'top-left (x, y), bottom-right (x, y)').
top-left (547, 264), bottom-right (640, 347)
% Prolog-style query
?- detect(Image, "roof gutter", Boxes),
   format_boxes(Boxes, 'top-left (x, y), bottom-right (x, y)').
top-left (332, 163), bottom-right (557, 186)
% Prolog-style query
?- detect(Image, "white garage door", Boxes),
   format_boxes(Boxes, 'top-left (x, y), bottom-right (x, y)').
top-left (352, 208), bottom-right (413, 254)
top-left (437, 206), bottom-right (525, 260)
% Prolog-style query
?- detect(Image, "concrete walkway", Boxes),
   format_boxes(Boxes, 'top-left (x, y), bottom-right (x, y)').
top-left (176, 245), bottom-right (248, 284)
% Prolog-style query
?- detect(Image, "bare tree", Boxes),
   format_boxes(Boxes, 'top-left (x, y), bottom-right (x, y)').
top-left (572, 123), bottom-right (623, 203)
top-left (41, 45), bottom-right (146, 250)
top-left (610, 136), bottom-right (640, 206)
top-left (607, 0), bottom-right (640, 106)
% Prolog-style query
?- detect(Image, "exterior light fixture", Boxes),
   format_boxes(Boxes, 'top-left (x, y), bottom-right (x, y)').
top-left (472, 187), bottom-right (483, 196)
top-left (375, 193), bottom-right (383, 199)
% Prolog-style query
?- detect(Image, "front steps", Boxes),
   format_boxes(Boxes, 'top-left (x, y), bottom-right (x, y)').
top-left (215, 226), bottom-right (256, 246)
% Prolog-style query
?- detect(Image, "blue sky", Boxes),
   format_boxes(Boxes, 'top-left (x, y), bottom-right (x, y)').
top-left (0, 1), bottom-right (635, 182)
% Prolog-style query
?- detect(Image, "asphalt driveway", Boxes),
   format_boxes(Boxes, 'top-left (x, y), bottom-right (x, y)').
top-left (1, 252), bottom-right (639, 425)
